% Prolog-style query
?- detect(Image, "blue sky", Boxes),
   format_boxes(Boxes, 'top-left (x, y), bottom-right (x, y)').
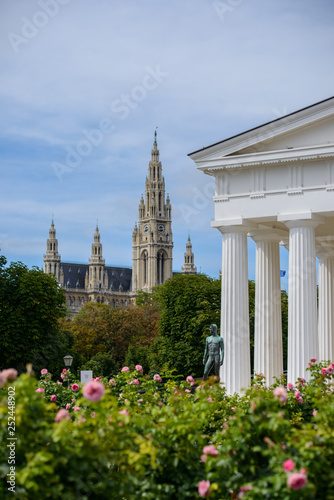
top-left (0, 0), bottom-right (333, 288)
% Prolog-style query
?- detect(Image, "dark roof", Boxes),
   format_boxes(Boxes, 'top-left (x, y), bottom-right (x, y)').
top-left (61, 262), bottom-right (132, 292)
top-left (188, 96), bottom-right (334, 156)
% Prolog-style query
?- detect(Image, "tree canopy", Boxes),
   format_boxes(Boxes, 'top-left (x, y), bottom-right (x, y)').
top-left (0, 255), bottom-right (67, 373)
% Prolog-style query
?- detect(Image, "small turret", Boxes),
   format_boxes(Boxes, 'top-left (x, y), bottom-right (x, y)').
top-left (181, 236), bottom-right (197, 274)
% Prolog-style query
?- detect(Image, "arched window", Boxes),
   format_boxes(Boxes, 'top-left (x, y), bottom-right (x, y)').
top-left (142, 250), bottom-right (148, 286)
top-left (157, 250), bottom-right (166, 285)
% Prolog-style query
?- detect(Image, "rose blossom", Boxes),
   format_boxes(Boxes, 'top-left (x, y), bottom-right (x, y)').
top-left (312, 410), bottom-right (318, 417)
top-left (55, 409), bottom-right (70, 422)
top-left (135, 365), bottom-right (143, 373)
top-left (35, 388), bottom-right (45, 393)
top-left (283, 459), bottom-right (295, 472)
top-left (321, 367), bottom-right (328, 375)
top-left (185, 389), bottom-right (191, 393)
top-left (203, 445), bottom-right (218, 457)
top-left (133, 379), bottom-right (140, 386)
top-left (287, 383), bottom-right (294, 390)
top-left (153, 374), bottom-right (162, 383)
top-left (207, 397), bottom-right (213, 402)
top-left (62, 369), bottom-right (67, 373)
top-left (198, 480), bottom-right (210, 497)
top-left (119, 409), bottom-right (129, 416)
top-left (41, 368), bottom-right (48, 375)
top-left (57, 381), bottom-right (62, 385)
top-left (83, 380), bottom-right (105, 402)
top-left (74, 406), bottom-right (81, 411)
top-left (294, 391), bottom-right (300, 398)
top-left (309, 357), bottom-right (317, 363)
top-left (109, 379), bottom-right (116, 386)
top-left (2, 368), bottom-right (18, 381)
top-left (186, 375), bottom-right (195, 386)
top-left (50, 395), bottom-right (57, 402)
top-left (327, 363), bottom-right (334, 375)
top-left (238, 485), bottom-right (253, 498)
top-left (71, 383), bottom-right (79, 392)
top-left (286, 472), bottom-right (307, 490)
top-left (121, 366), bottom-right (129, 372)
top-left (66, 403), bottom-right (71, 410)
top-left (297, 396), bottom-right (303, 404)
top-left (273, 386), bottom-right (288, 404)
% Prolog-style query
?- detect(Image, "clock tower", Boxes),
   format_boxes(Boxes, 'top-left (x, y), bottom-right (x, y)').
top-left (132, 132), bottom-right (173, 292)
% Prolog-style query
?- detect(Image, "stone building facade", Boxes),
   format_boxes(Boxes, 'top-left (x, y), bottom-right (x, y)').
top-left (44, 135), bottom-right (196, 313)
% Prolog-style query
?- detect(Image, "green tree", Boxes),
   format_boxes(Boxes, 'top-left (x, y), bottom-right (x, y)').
top-left (149, 273), bottom-right (221, 378)
top-left (0, 256), bottom-right (67, 373)
top-left (70, 302), bottom-right (160, 372)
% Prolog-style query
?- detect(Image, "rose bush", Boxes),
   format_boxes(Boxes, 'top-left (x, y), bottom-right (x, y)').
top-left (0, 361), bottom-right (333, 499)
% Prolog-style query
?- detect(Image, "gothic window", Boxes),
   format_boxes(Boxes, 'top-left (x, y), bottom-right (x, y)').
top-left (166, 234), bottom-right (169, 242)
top-left (77, 297), bottom-right (80, 306)
top-left (157, 250), bottom-right (166, 285)
top-left (68, 297), bottom-right (71, 306)
top-left (99, 267), bottom-right (102, 280)
top-left (142, 250), bottom-right (148, 285)
top-left (53, 243), bottom-right (56, 250)
top-left (98, 247), bottom-right (100, 255)
top-left (95, 247), bottom-right (97, 255)
top-left (50, 243), bottom-right (52, 250)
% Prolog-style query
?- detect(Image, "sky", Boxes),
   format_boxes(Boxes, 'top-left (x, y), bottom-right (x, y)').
top-left (1, 0), bottom-right (334, 288)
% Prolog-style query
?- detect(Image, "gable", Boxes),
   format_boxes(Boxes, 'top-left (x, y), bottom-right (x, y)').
top-left (230, 114), bottom-right (334, 156)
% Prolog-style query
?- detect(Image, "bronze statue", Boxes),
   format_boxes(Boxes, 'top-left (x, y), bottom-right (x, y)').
top-left (203, 324), bottom-right (224, 381)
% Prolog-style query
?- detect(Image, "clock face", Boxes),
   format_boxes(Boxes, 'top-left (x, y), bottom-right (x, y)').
top-left (144, 224), bottom-right (149, 233)
top-left (158, 224), bottom-right (165, 234)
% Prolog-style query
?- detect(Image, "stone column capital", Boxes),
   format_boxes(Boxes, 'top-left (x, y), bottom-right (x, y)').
top-left (249, 229), bottom-right (285, 243)
top-left (212, 218), bottom-right (257, 235)
top-left (278, 213), bottom-right (325, 230)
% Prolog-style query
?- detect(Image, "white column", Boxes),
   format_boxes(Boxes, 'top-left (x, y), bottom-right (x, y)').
top-left (318, 253), bottom-right (334, 363)
top-left (250, 232), bottom-right (283, 385)
top-left (219, 226), bottom-right (250, 394)
top-left (284, 220), bottom-right (319, 384)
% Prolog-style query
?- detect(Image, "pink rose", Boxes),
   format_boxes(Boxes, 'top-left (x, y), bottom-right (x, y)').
top-left (158, 401), bottom-right (163, 406)
top-left (135, 365), bottom-right (143, 373)
top-left (321, 367), bottom-right (328, 375)
top-left (71, 383), bottom-right (79, 391)
top-left (287, 472), bottom-right (307, 490)
top-left (50, 395), bottom-right (57, 402)
top-left (297, 396), bottom-right (303, 404)
top-left (41, 369), bottom-right (48, 375)
top-left (109, 379), bottom-right (116, 386)
top-left (35, 388), bottom-right (45, 393)
top-left (203, 445), bottom-right (218, 457)
top-left (294, 391), bottom-right (300, 398)
top-left (287, 383), bottom-right (294, 390)
top-left (309, 357), bottom-right (317, 363)
top-left (55, 409), bottom-right (70, 422)
top-left (138, 398), bottom-right (143, 403)
top-left (312, 410), bottom-right (318, 417)
top-left (121, 366), bottom-right (129, 372)
top-left (273, 386), bottom-right (288, 404)
top-left (83, 380), bottom-right (105, 402)
top-left (300, 468), bottom-right (307, 475)
top-left (74, 406), bottom-right (81, 411)
top-left (119, 409), bottom-right (129, 416)
top-left (153, 374), bottom-right (162, 383)
top-left (66, 403), bottom-right (71, 410)
top-left (238, 485), bottom-right (253, 498)
top-left (198, 480), bottom-right (210, 497)
top-left (91, 412), bottom-right (96, 418)
top-left (283, 459), bottom-right (295, 472)
top-left (62, 369), bottom-right (67, 373)
top-left (1, 369), bottom-right (18, 381)
top-left (200, 454), bottom-right (207, 462)
top-left (207, 397), bottom-right (213, 402)
top-left (327, 363), bottom-right (334, 375)
top-left (57, 381), bottom-right (62, 385)
top-left (185, 389), bottom-right (191, 393)
top-left (133, 379), bottom-right (140, 386)
top-left (299, 377), bottom-right (306, 385)
top-left (186, 375), bottom-right (195, 386)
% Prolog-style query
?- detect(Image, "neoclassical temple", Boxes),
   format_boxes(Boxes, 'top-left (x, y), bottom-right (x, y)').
top-left (44, 135), bottom-right (196, 313)
top-left (189, 96), bottom-right (334, 391)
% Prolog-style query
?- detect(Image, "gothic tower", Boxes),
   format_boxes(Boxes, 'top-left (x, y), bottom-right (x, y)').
top-left (132, 132), bottom-right (173, 292)
top-left (181, 236), bottom-right (197, 274)
top-left (87, 225), bottom-right (108, 290)
top-left (43, 220), bottom-right (61, 281)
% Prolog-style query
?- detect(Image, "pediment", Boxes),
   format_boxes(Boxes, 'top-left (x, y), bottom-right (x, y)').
top-left (189, 97), bottom-right (334, 164)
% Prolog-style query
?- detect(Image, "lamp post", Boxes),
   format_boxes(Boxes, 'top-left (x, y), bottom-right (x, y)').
top-left (63, 353), bottom-right (73, 387)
